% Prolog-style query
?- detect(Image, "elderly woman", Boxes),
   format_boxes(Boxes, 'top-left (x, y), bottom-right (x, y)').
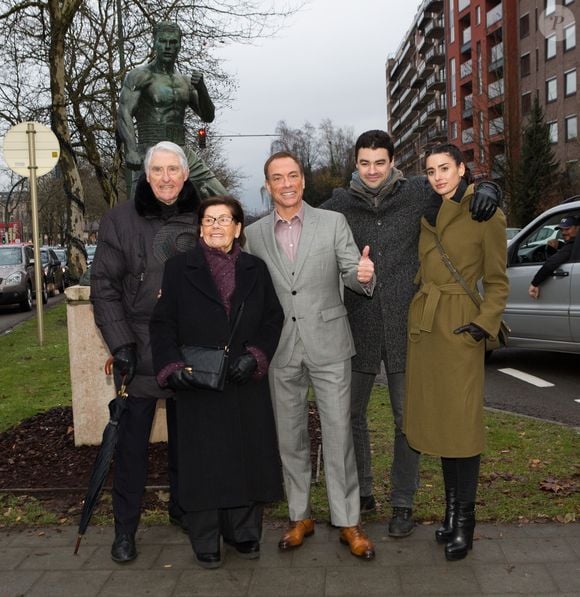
top-left (150, 196), bottom-right (284, 569)
top-left (404, 144), bottom-right (508, 561)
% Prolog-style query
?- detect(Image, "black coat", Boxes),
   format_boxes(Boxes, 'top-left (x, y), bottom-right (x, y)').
top-left (90, 177), bottom-right (200, 397)
top-left (150, 245), bottom-right (284, 511)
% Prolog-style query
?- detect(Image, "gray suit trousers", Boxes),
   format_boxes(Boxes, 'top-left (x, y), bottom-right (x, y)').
top-left (269, 338), bottom-right (360, 527)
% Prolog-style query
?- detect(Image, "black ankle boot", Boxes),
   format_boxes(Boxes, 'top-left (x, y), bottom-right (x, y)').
top-left (435, 488), bottom-right (457, 544)
top-left (445, 501), bottom-right (475, 561)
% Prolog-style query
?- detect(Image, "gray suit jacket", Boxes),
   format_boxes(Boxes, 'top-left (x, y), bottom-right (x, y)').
top-left (245, 202), bottom-right (374, 368)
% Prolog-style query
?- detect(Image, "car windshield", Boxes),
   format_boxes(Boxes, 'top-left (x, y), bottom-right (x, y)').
top-left (0, 247), bottom-right (23, 266)
top-left (40, 250), bottom-right (50, 265)
top-left (53, 249), bottom-right (67, 263)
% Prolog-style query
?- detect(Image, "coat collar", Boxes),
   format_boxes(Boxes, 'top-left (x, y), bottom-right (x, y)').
top-left (134, 174), bottom-right (200, 218)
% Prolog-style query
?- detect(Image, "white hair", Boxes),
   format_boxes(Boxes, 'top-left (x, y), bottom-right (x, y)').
top-left (143, 141), bottom-right (188, 174)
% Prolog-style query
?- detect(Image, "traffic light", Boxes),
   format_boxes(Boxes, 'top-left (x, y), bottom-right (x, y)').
top-left (197, 128), bottom-right (207, 149)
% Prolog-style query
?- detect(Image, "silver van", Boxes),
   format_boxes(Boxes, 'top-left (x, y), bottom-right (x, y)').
top-left (504, 198), bottom-right (580, 354)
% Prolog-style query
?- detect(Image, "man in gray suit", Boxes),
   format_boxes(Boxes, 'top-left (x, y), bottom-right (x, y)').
top-left (245, 151), bottom-right (376, 560)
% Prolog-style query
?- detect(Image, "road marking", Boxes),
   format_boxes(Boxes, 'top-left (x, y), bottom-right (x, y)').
top-left (498, 368), bottom-right (555, 388)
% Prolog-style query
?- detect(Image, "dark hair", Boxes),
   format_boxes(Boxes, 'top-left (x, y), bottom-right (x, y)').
top-left (355, 130), bottom-right (395, 161)
top-left (425, 143), bottom-right (472, 183)
top-left (197, 196), bottom-right (246, 247)
top-left (263, 151), bottom-right (304, 179)
top-left (153, 21), bottom-right (182, 40)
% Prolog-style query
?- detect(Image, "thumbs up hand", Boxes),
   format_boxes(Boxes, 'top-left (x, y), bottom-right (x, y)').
top-left (357, 245), bottom-right (374, 284)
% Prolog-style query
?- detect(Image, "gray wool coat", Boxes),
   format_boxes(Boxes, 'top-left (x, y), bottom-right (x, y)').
top-left (321, 176), bottom-right (430, 374)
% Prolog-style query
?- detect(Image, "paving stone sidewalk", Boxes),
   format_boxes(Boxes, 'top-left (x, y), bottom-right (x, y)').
top-left (1, 521), bottom-right (579, 596)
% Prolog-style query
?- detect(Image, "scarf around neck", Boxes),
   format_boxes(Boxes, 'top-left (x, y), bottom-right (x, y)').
top-left (349, 167), bottom-right (405, 207)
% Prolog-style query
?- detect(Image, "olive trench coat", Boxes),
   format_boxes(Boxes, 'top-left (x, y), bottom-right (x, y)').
top-left (403, 185), bottom-right (509, 457)
top-left (149, 245), bottom-right (284, 511)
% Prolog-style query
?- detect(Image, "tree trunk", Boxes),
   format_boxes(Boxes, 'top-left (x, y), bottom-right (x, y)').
top-left (48, 0), bottom-right (86, 281)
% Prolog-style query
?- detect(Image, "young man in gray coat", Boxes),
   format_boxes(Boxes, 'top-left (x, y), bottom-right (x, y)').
top-left (321, 130), bottom-right (500, 537)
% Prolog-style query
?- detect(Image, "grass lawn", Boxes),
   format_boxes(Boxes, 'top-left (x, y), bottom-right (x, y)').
top-left (1, 303), bottom-right (578, 525)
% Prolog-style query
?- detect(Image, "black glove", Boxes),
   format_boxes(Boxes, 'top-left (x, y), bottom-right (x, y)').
top-left (228, 354), bottom-right (257, 385)
top-left (470, 181), bottom-right (502, 222)
top-left (167, 368), bottom-right (197, 391)
top-left (113, 344), bottom-right (137, 384)
top-left (453, 323), bottom-right (487, 342)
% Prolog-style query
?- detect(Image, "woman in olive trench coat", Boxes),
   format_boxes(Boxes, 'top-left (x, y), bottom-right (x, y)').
top-left (404, 144), bottom-right (508, 561)
top-left (150, 197), bottom-right (284, 568)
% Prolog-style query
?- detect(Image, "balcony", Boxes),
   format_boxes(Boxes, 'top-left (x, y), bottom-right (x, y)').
top-left (489, 42), bottom-right (504, 72)
top-left (426, 120), bottom-right (447, 141)
top-left (488, 78), bottom-right (504, 100)
top-left (461, 27), bottom-right (472, 54)
top-left (416, 85), bottom-right (435, 109)
top-left (460, 59), bottom-right (472, 79)
top-left (489, 116), bottom-right (504, 136)
top-left (462, 94), bottom-right (473, 119)
top-left (487, 4), bottom-right (502, 28)
top-left (426, 68), bottom-right (446, 91)
top-left (425, 42), bottom-right (446, 65)
top-left (416, 111), bottom-right (428, 131)
top-left (427, 95), bottom-right (447, 116)
top-left (425, 16), bottom-right (445, 39)
top-left (462, 127), bottom-right (474, 144)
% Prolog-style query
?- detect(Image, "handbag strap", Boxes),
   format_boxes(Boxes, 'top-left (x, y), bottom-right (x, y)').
top-left (225, 301), bottom-right (245, 349)
top-left (433, 235), bottom-right (482, 308)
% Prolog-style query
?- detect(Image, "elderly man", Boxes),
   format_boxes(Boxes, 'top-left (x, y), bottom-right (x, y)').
top-left (117, 21), bottom-right (225, 198)
top-left (529, 215), bottom-right (579, 299)
top-left (245, 151), bottom-right (377, 560)
top-left (91, 141), bottom-right (200, 563)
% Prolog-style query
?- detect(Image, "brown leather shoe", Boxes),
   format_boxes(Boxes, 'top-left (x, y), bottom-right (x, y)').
top-left (278, 518), bottom-right (315, 550)
top-left (339, 525), bottom-right (375, 560)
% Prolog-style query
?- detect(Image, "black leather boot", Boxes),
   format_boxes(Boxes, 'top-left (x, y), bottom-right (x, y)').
top-left (435, 488), bottom-right (457, 544)
top-left (445, 501), bottom-right (475, 561)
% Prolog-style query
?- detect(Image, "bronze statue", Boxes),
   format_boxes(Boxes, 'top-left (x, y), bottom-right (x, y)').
top-left (117, 21), bottom-right (226, 197)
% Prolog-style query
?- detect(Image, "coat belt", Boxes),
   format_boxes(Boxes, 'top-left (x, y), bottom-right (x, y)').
top-left (416, 282), bottom-right (468, 333)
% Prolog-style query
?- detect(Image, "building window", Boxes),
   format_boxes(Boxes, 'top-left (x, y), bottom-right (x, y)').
top-left (451, 121), bottom-right (458, 139)
top-left (449, 0), bottom-right (455, 44)
top-left (546, 77), bottom-right (557, 103)
top-left (450, 58), bottom-right (457, 106)
top-left (520, 53), bottom-right (531, 77)
top-left (545, 0), bottom-right (556, 15)
top-left (565, 69), bottom-right (577, 96)
top-left (564, 24), bottom-right (576, 51)
top-left (546, 34), bottom-right (557, 59)
top-left (476, 6), bottom-right (481, 26)
top-left (548, 121), bottom-right (558, 143)
top-left (520, 14), bottom-right (530, 38)
top-left (563, 0), bottom-right (574, 5)
top-left (477, 42), bottom-right (483, 95)
top-left (565, 115), bottom-right (578, 141)
top-left (522, 92), bottom-right (532, 115)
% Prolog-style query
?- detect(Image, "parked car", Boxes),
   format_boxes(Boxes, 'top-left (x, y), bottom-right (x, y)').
top-left (0, 245), bottom-right (48, 311)
top-left (501, 198), bottom-right (580, 354)
top-left (48, 247), bottom-right (71, 289)
top-left (85, 244), bottom-right (97, 265)
top-left (40, 247), bottom-right (66, 296)
top-left (505, 227), bottom-right (521, 242)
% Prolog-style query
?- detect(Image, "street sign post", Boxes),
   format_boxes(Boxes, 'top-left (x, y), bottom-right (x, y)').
top-left (3, 121), bottom-right (60, 346)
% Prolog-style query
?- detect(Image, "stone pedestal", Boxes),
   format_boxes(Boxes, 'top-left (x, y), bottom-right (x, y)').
top-left (65, 285), bottom-right (167, 446)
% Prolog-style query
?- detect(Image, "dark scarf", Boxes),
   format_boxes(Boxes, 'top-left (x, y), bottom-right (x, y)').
top-left (200, 238), bottom-right (241, 315)
top-left (349, 167), bottom-right (406, 207)
top-left (134, 174), bottom-right (200, 218)
top-left (424, 179), bottom-right (468, 226)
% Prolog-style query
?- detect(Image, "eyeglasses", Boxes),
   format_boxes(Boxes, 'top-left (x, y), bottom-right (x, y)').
top-left (201, 215), bottom-right (235, 227)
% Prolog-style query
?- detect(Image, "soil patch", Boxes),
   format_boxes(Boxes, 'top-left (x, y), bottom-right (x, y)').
top-left (0, 404), bottom-right (322, 521)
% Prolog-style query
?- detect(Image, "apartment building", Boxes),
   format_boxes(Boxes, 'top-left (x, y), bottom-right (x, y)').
top-left (519, 0), bottom-right (579, 187)
top-left (386, 0), bottom-right (447, 176)
top-left (387, 0), bottom-right (579, 188)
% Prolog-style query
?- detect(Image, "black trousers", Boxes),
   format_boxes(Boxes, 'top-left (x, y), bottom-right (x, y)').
top-left (112, 395), bottom-right (182, 534)
top-left (186, 502), bottom-right (263, 554)
top-left (441, 455), bottom-right (481, 502)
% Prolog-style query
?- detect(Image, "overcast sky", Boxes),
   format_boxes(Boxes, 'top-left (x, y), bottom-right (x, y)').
top-left (214, 0), bottom-right (421, 213)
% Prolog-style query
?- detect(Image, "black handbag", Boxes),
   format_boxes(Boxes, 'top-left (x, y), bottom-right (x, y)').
top-left (179, 303), bottom-right (244, 392)
top-left (434, 236), bottom-right (510, 351)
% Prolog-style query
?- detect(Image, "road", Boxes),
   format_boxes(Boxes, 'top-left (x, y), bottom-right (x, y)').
top-left (484, 348), bottom-right (580, 427)
top-left (0, 292), bottom-right (65, 335)
top-left (375, 347), bottom-right (580, 427)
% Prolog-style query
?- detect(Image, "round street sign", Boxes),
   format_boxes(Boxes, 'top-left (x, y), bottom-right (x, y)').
top-left (3, 121), bottom-right (60, 177)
